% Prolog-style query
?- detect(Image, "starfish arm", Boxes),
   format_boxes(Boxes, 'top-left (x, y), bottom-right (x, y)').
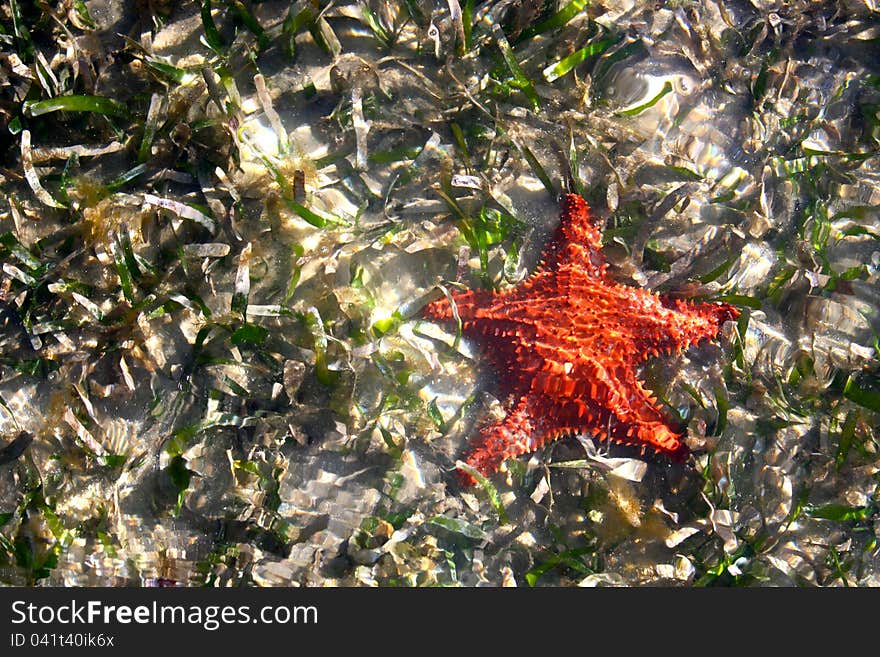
top-left (459, 395), bottom-right (539, 484)
top-left (422, 288), bottom-right (497, 323)
top-left (524, 341), bottom-right (687, 458)
top-left (537, 398), bottom-right (683, 459)
top-left (637, 297), bottom-right (740, 358)
top-left (605, 366), bottom-right (687, 458)
top-left (558, 194), bottom-right (602, 253)
top-left (542, 193), bottom-right (608, 278)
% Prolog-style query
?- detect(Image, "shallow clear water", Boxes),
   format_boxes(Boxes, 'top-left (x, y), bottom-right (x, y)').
top-left (0, 1), bottom-right (878, 587)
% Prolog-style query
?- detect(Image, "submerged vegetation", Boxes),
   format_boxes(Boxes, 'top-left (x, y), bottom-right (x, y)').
top-left (0, 0), bottom-right (878, 586)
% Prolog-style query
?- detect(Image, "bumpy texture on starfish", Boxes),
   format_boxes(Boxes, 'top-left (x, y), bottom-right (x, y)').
top-left (423, 193), bottom-right (739, 485)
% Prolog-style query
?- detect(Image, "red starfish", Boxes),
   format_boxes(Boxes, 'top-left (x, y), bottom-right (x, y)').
top-left (423, 193), bottom-right (739, 485)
